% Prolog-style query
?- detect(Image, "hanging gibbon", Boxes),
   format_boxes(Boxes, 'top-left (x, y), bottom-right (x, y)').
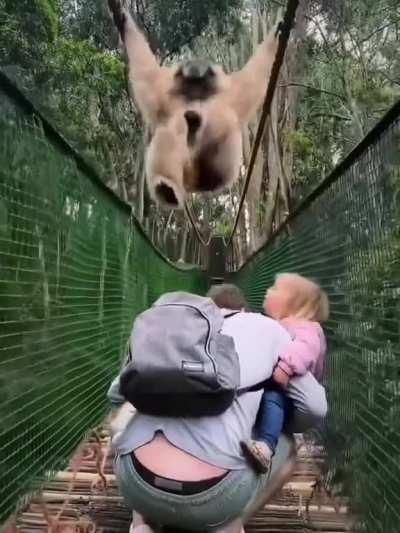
top-left (108, 0), bottom-right (280, 209)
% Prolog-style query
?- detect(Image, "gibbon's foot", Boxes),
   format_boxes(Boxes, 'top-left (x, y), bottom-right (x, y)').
top-left (241, 440), bottom-right (273, 474)
top-left (152, 175), bottom-right (185, 209)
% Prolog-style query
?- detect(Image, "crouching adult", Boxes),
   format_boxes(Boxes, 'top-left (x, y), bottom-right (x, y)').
top-left (107, 286), bottom-right (327, 532)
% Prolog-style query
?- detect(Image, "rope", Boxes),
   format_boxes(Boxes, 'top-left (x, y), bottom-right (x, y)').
top-left (184, 202), bottom-right (212, 247)
top-left (225, 0), bottom-right (299, 247)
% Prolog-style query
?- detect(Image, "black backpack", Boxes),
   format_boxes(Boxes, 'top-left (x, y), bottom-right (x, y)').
top-left (120, 292), bottom-right (263, 417)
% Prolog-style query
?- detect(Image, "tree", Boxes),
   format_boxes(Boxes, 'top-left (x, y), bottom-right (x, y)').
top-left (290, 0), bottom-right (400, 200)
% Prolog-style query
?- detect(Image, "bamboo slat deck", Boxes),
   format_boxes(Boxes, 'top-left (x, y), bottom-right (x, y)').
top-left (13, 433), bottom-right (353, 533)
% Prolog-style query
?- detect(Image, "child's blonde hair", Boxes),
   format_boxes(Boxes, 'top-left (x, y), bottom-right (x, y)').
top-left (274, 273), bottom-right (329, 322)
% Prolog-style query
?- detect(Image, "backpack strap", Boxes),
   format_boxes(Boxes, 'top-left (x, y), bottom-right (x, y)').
top-left (221, 310), bottom-right (272, 395)
top-left (127, 345), bottom-right (133, 363)
top-left (223, 310), bottom-right (241, 319)
top-left (237, 377), bottom-right (274, 396)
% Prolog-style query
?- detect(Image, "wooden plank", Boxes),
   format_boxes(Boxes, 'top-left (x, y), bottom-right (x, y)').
top-left (14, 432), bottom-right (353, 532)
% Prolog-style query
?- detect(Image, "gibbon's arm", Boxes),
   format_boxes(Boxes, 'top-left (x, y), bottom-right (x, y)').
top-left (124, 11), bottom-right (166, 123)
top-left (109, 1), bottom-right (165, 123)
top-left (228, 28), bottom-right (279, 124)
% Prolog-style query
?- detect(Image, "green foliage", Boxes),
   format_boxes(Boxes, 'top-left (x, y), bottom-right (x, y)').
top-left (48, 38), bottom-right (125, 92)
top-left (59, 0), bottom-right (116, 49)
top-left (36, 0), bottom-right (59, 40)
top-left (289, 1), bottom-right (400, 197)
top-left (134, 0), bottom-right (243, 57)
top-left (287, 129), bottom-right (314, 158)
top-left (353, 81), bottom-right (397, 110)
top-left (214, 220), bottom-right (233, 238)
top-left (0, 0), bottom-right (58, 66)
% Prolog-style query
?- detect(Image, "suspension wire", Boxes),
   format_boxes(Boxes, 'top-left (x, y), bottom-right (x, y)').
top-left (184, 202), bottom-right (212, 247)
top-left (225, 0), bottom-right (299, 247)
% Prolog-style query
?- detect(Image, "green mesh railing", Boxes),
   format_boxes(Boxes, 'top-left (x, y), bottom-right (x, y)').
top-left (0, 76), bottom-right (207, 524)
top-left (230, 102), bottom-right (400, 533)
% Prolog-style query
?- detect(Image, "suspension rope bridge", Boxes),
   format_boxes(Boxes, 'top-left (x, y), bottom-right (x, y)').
top-left (1, 6), bottom-right (400, 533)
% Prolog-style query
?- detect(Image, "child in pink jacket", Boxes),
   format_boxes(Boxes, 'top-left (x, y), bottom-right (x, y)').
top-left (242, 273), bottom-right (329, 472)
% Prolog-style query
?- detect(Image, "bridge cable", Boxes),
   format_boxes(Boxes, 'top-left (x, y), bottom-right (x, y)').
top-left (184, 202), bottom-right (212, 247)
top-left (224, 0), bottom-right (299, 247)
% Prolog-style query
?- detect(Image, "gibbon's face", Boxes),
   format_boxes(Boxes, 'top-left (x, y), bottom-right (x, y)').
top-left (172, 59), bottom-right (221, 103)
top-left (154, 60), bottom-right (229, 155)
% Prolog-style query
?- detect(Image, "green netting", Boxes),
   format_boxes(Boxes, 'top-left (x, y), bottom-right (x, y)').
top-left (0, 86), bottom-right (207, 523)
top-left (231, 105), bottom-right (400, 533)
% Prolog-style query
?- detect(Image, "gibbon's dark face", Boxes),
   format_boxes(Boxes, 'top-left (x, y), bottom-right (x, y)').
top-left (172, 59), bottom-right (219, 102)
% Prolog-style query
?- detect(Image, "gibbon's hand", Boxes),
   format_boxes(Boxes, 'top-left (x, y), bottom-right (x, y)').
top-left (228, 15), bottom-right (280, 124)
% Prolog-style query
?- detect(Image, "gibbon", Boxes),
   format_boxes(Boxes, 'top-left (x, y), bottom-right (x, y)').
top-left (108, 0), bottom-right (280, 209)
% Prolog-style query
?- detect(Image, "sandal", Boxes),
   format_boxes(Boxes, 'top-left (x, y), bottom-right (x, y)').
top-left (240, 440), bottom-right (272, 473)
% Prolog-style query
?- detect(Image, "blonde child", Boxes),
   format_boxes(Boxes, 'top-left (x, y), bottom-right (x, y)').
top-left (241, 273), bottom-right (329, 472)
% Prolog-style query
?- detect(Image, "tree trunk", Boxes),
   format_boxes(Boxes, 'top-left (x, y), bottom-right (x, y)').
top-left (178, 225), bottom-right (189, 263)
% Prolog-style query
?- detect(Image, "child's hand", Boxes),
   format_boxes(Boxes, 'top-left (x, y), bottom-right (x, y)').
top-left (272, 366), bottom-right (290, 388)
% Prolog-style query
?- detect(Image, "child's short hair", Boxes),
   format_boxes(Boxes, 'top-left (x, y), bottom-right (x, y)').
top-left (275, 273), bottom-right (329, 322)
top-left (207, 284), bottom-right (248, 310)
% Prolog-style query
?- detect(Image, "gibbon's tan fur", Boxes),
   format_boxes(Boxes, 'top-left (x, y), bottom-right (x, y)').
top-left (108, 0), bottom-right (279, 209)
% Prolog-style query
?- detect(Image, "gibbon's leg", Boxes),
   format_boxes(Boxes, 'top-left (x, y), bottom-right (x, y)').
top-left (227, 22), bottom-right (280, 125)
top-left (212, 129), bottom-right (243, 190)
top-left (185, 103), bottom-right (243, 192)
top-left (146, 115), bottom-right (189, 209)
top-left (187, 128), bottom-right (243, 193)
top-left (108, 0), bottom-right (167, 124)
